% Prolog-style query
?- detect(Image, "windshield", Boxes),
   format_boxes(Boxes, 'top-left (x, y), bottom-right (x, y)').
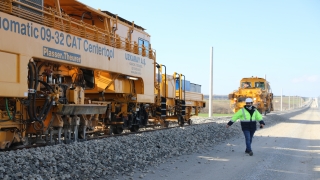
top-left (241, 82), bottom-right (251, 88)
top-left (255, 82), bottom-right (265, 90)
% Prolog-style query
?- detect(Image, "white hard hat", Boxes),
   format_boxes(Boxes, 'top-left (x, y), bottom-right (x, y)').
top-left (245, 98), bottom-right (253, 103)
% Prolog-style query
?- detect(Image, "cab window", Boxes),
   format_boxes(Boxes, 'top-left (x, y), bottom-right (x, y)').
top-left (255, 82), bottom-right (265, 90)
top-left (242, 82), bottom-right (251, 88)
top-left (138, 38), bottom-right (149, 56)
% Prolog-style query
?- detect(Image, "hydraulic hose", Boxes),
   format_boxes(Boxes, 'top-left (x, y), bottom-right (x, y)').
top-left (32, 61), bottom-right (39, 91)
top-left (27, 62), bottom-right (35, 121)
top-left (38, 80), bottom-right (54, 92)
top-left (31, 61), bottom-right (43, 121)
top-left (37, 90), bottom-right (54, 121)
top-left (5, 98), bottom-right (12, 120)
top-left (28, 62), bottom-right (34, 89)
top-left (44, 99), bottom-right (54, 117)
top-left (27, 61), bottom-right (53, 122)
top-left (38, 100), bottom-right (48, 120)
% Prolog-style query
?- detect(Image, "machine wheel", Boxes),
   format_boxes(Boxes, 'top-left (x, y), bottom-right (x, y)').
top-left (187, 119), bottom-right (192, 125)
top-left (113, 126), bottom-right (123, 134)
top-left (163, 121), bottom-right (169, 128)
top-left (78, 131), bottom-right (85, 139)
top-left (265, 106), bottom-right (270, 115)
top-left (178, 115), bottom-right (184, 127)
top-left (267, 105), bottom-right (271, 113)
top-left (109, 125), bottom-right (114, 135)
top-left (130, 125), bottom-right (139, 132)
top-left (142, 111), bottom-right (149, 126)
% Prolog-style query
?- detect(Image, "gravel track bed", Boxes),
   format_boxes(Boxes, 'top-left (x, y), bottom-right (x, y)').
top-left (0, 107), bottom-right (309, 180)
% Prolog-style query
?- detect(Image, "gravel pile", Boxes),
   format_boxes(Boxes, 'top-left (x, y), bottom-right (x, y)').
top-left (0, 108), bottom-right (308, 180)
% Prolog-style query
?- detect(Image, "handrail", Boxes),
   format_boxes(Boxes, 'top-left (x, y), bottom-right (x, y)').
top-left (0, 0), bottom-right (156, 60)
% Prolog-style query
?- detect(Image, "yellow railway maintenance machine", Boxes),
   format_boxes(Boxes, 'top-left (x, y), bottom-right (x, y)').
top-left (0, 0), bottom-right (205, 149)
top-left (154, 66), bottom-right (205, 127)
top-left (229, 76), bottom-right (274, 115)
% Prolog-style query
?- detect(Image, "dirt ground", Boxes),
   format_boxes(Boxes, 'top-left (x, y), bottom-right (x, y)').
top-left (128, 100), bottom-right (320, 180)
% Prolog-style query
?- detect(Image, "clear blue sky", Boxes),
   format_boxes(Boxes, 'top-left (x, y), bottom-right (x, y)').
top-left (79, 0), bottom-right (320, 97)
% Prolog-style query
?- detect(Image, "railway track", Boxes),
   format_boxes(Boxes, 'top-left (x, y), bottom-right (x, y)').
top-left (0, 124), bottom-right (189, 152)
top-left (2, 121), bottom-right (222, 152)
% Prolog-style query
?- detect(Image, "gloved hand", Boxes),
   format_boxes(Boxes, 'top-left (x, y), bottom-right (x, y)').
top-left (260, 124), bottom-right (264, 129)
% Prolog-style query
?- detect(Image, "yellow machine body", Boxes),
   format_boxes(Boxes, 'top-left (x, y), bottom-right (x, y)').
top-left (228, 77), bottom-right (273, 115)
top-left (0, 0), bottom-right (204, 148)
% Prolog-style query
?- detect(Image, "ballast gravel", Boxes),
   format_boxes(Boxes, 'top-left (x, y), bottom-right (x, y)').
top-left (0, 107), bottom-right (308, 180)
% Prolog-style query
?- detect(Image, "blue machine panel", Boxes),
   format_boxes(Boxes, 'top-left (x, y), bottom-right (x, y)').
top-left (176, 79), bottom-right (191, 91)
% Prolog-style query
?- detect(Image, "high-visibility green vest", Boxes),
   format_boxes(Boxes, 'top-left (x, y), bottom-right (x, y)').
top-left (231, 107), bottom-right (263, 122)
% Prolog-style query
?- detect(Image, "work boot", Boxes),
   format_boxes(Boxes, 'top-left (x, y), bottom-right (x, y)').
top-left (249, 151), bottom-right (253, 156)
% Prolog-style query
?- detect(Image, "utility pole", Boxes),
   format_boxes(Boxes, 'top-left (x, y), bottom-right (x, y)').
top-left (281, 88), bottom-right (283, 111)
top-left (209, 47), bottom-right (213, 117)
top-left (289, 96), bottom-right (290, 110)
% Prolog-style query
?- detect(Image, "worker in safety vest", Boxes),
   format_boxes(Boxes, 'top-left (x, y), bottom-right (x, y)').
top-left (226, 98), bottom-right (265, 156)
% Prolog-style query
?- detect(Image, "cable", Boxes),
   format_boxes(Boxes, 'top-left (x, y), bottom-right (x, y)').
top-left (27, 61), bottom-right (54, 122)
top-left (27, 62), bottom-right (35, 121)
top-left (5, 98), bottom-right (12, 120)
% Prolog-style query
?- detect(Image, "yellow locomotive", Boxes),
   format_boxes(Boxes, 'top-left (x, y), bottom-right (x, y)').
top-left (0, 0), bottom-right (205, 149)
top-left (228, 77), bottom-right (273, 115)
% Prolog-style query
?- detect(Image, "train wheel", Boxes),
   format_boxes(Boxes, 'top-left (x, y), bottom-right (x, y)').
top-left (178, 115), bottom-right (184, 127)
top-left (78, 132), bottom-right (85, 139)
top-left (142, 110), bottom-right (148, 126)
top-left (130, 125), bottom-right (139, 132)
top-left (113, 126), bottom-right (123, 134)
top-left (108, 126), bottom-right (114, 135)
top-left (164, 121), bottom-right (169, 128)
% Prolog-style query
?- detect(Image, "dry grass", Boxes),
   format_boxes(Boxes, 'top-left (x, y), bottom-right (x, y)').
top-left (201, 97), bottom-right (306, 115)
top-left (272, 96), bottom-right (305, 111)
top-left (202, 99), bottom-right (234, 114)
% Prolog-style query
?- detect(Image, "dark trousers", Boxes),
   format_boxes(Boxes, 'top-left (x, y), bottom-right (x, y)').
top-left (243, 130), bottom-right (255, 151)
